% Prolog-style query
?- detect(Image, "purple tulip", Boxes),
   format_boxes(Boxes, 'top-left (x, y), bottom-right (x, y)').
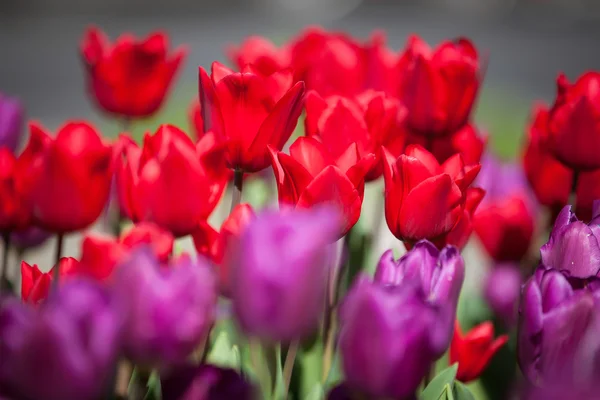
top-left (10, 227), bottom-right (50, 251)
top-left (476, 152), bottom-right (535, 206)
top-left (0, 279), bottom-right (121, 400)
top-left (161, 364), bottom-right (256, 400)
top-left (113, 248), bottom-right (217, 366)
top-left (518, 267), bottom-right (600, 390)
top-left (0, 93), bottom-right (23, 152)
top-left (484, 263), bottom-right (522, 327)
top-left (228, 206), bottom-right (340, 341)
top-left (540, 203), bottom-right (600, 278)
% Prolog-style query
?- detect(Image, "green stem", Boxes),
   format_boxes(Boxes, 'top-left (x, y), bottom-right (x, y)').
top-left (282, 341), bottom-right (299, 399)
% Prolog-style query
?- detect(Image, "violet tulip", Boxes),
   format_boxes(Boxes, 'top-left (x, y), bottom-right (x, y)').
top-left (484, 264), bottom-right (522, 327)
top-left (0, 93), bottom-right (23, 152)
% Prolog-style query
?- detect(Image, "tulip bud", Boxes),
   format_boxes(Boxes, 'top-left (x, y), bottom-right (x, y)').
top-left (228, 207), bottom-right (340, 341)
top-left (0, 148), bottom-right (31, 232)
top-left (228, 36), bottom-right (290, 78)
top-left (0, 93), bottom-right (23, 152)
top-left (484, 264), bottom-right (522, 327)
top-left (20, 258), bottom-right (81, 304)
top-left (0, 279), bottom-right (122, 400)
top-left (10, 227), bottom-right (50, 252)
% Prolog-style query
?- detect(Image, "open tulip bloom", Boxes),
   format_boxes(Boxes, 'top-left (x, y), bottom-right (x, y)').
top-left (3, 23), bottom-right (600, 400)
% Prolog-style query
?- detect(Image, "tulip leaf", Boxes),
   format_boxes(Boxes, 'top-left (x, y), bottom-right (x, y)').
top-left (323, 350), bottom-right (344, 390)
top-left (453, 381), bottom-right (476, 400)
top-left (443, 383), bottom-right (455, 400)
top-left (144, 371), bottom-right (162, 400)
top-left (272, 344), bottom-right (286, 400)
top-left (207, 331), bottom-right (241, 370)
top-left (304, 383), bottom-right (325, 400)
top-left (421, 364), bottom-right (458, 400)
top-left (297, 338), bottom-right (324, 399)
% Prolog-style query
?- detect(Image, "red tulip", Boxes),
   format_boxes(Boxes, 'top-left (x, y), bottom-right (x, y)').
top-left (450, 320), bottom-right (508, 383)
top-left (304, 90), bottom-right (405, 181)
top-left (269, 137), bottom-right (376, 236)
top-left (116, 125), bottom-right (229, 237)
top-left (383, 145), bottom-right (481, 244)
top-left (80, 222), bottom-right (174, 281)
top-left (227, 36), bottom-right (291, 77)
top-left (20, 121), bottom-right (113, 233)
top-left (20, 258), bottom-right (81, 304)
top-left (434, 187), bottom-right (486, 250)
top-left (189, 99), bottom-right (203, 140)
top-left (397, 35), bottom-right (481, 137)
top-left (361, 31), bottom-right (400, 96)
top-left (546, 72), bottom-right (600, 170)
top-left (199, 62), bottom-right (305, 173)
top-left (0, 148), bottom-right (30, 232)
top-left (193, 203), bottom-right (255, 295)
top-left (80, 26), bottom-right (186, 118)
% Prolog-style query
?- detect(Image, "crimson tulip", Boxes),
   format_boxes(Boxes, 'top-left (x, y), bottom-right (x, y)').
top-left (80, 26), bottom-right (186, 118)
top-left (192, 203), bottom-right (254, 296)
top-left (20, 258), bottom-right (81, 304)
top-left (434, 187), bottom-right (486, 250)
top-left (228, 36), bottom-right (291, 77)
top-left (383, 145), bottom-right (481, 245)
top-left (198, 62), bottom-right (305, 173)
top-left (450, 320), bottom-right (508, 383)
top-left (0, 148), bottom-right (30, 232)
top-left (397, 35), bottom-right (481, 137)
top-left (188, 98), bottom-right (203, 140)
top-left (269, 137), bottom-right (375, 236)
top-left (304, 90), bottom-right (405, 181)
top-left (116, 125), bottom-right (229, 237)
top-left (19, 121), bottom-right (112, 233)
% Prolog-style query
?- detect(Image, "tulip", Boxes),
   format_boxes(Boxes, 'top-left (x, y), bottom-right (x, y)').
top-left (161, 364), bottom-right (256, 400)
top-left (227, 207), bottom-right (339, 341)
top-left (382, 144), bottom-right (481, 245)
top-left (19, 121), bottom-right (112, 233)
top-left (10, 227), bottom-right (50, 252)
top-left (189, 98), bottom-right (203, 140)
top-left (198, 61), bottom-right (305, 173)
top-left (113, 248), bottom-right (217, 366)
top-left (20, 258), bottom-right (81, 304)
top-left (539, 204), bottom-right (600, 279)
top-left (546, 72), bottom-right (600, 170)
top-left (433, 187), bottom-right (485, 250)
top-left (228, 36), bottom-right (291, 78)
top-left (269, 137), bottom-right (375, 236)
top-left (484, 264), bottom-right (522, 326)
top-left (116, 125), bottom-right (229, 237)
top-left (397, 35), bottom-right (481, 137)
top-left (0, 279), bottom-right (122, 400)
top-left (80, 26), bottom-right (186, 118)
top-left (304, 90), bottom-right (405, 181)
top-left (0, 92), bottom-right (23, 152)
top-left (450, 320), bottom-right (508, 383)
top-left (192, 203), bottom-right (255, 295)
top-left (0, 148), bottom-right (31, 232)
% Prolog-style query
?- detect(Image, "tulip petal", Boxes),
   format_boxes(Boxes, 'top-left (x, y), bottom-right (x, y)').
top-left (304, 90), bottom-right (328, 137)
top-left (198, 66), bottom-right (223, 136)
top-left (269, 147), bottom-right (313, 205)
top-left (192, 221), bottom-right (219, 262)
top-left (289, 137), bottom-right (332, 177)
top-left (317, 97), bottom-right (370, 158)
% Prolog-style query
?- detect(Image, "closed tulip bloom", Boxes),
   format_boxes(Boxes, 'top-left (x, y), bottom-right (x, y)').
top-left (198, 61), bottom-right (305, 173)
top-left (450, 320), bottom-right (508, 383)
top-left (113, 248), bottom-right (217, 366)
top-left (540, 204), bottom-right (600, 279)
top-left (20, 258), bottom-right (81, 304)
top-left (0, 279), bottom-right (122, 400)
top-left (397, 35), bottom-right (481, 137)
top-left (270, 137), bottom-right (375, 236)
top-left (434, 187), bottom-right (485, 250)
top-left (228, 36), bottom-right (291, 77)
top-left (80, 26), bottom-right (186, 118)
top-left (193, 204), bottom-right (255, 296)
top-left (116, 125), bottom-right (229, 237)
top-left (0, 148), bottom-right (31, 232)
top-left (546, 72), bottom-right (600, 170)
top-left (228, 207), bottom-right (339, 341)
top-left (383, 144), bottom-right (481, 244)
top-left (484, 264), bottom-right (522, 326)
top-left (304, 90), bottom-right (405, 181)
top-left (0, 93), bottom-right (23, 152)
top-left (20, 121), bottom-right (112, 233)
top-left (10, 227), bottom-right (50, 252)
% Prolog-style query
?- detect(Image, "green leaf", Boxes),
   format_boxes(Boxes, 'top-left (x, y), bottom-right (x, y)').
top-left (144, 371), bottom-right (162, 400)
top-left (304, 383), bottom-right (325, 400)
top-left (207, 331), bottom-right (241, 370)
top-left (271, 344), bottom-right (286, 400)
top-left (421, 364), bottom-right (458, 400)
top-left (444, 383), bottom-right (455, 400)
top-left (323, 351), bottom-right (343, 390)
top-left (453, 381), bottom-right (476, 400)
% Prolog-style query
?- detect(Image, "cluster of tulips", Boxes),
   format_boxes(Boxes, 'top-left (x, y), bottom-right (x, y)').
top-left (0, 23), bottom-right (600, 400)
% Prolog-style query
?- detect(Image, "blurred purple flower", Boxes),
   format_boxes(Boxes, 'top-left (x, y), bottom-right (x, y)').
top-left (476, 152), bottom-right (535, 207)
top-left (10, 227), bottom-right (50, 252)
top-left (0, 93), bottom-right (23, 152)
top-left (228, 206), bottom-right (340, 342)
top-left (113, 248), bottom-right (217, 366)
top-left (484, 263), bottom-right (522, 327)
top-left (0, 279), bottom-right (121, 400)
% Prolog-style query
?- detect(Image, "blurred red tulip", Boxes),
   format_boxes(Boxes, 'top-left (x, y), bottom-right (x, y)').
top-left (20, 121), bottom-right (112, 233)
top-left (20, 258), bottom-right (81, 304)
top-left (188, 99), bottom-right (203, 140)
top-left (228, 36), bottom-right (291, 77)
top-left (397, 35), bottom-right (481, 137)
top-left (450, 320), bottom-right (508, 383)
top-left (0, 148), bottom-right (31, 232)
top-left (383, 145), bottom-right (481, 244)
top-left (199, 62), bottom-right (305, 173)
top-left (269, 137), bottom-right (375, 236)
top-left (80, 26), bottom-right (186, 118)
top-left (116, 125), bottom-right (229, 237)
top-left (193, 203), bottom-right (255, 296)
top-left (304, 90), bottom-right (405, 181)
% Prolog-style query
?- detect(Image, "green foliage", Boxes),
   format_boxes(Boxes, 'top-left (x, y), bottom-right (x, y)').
top-left (421, 364), bottom-right (477, 400)
top-left (207, 331), bottom-right (242, 371)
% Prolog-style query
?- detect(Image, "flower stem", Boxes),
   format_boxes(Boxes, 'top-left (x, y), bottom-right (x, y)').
top-left (52, 234), bottom-right (64, 289)
top-left (322, 239), bottom-right (344, 383)
top-left (322, 310), bottom-right (338, 383)
top-left (0, 233), bottom-right (10, 294)
top-left (231, 169), bottom-right (244, 212)
top-left (283, 340), bottom-right (299, 398)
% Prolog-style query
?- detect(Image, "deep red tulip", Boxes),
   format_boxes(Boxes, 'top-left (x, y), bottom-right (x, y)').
top-left (79, 222), bottom-right (174, 281)
top-left (199, 62), bottom-right (305, 173)
top-left (20, 258), bottom-right (81, 304)
top-left (189, 99), bottom-right (203, 140)
top-left (383, 145), bottom-right (481, 244)
top-left (269, 137), bottom-right (376, 236)
top-left (397, 35), bottom-right (481, 137)
top-left (193, 203), bottom-right (255, 295)
top-left (116, 125), bottom-right (229, 237)
top-left (450, 320), bottom-right (508, 383)
top-left (546, 72), bottom-right (600, 170)
top-left (304, 90), bottom-right (405, 181)
top-left (19, 121), bottom-right (112, 233)
top-left (80, 26), bottom-right (186, 118)
top-left (0, 148), bottom-right (30, 232)
top-left (361, 31), bottom-right (400, 96)
top-left (227, 36), bottom-right (291, 77)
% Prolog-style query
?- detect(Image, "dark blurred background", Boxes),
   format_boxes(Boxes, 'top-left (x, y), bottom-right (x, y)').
top-left (1, 0), bottom-right (600, 156)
